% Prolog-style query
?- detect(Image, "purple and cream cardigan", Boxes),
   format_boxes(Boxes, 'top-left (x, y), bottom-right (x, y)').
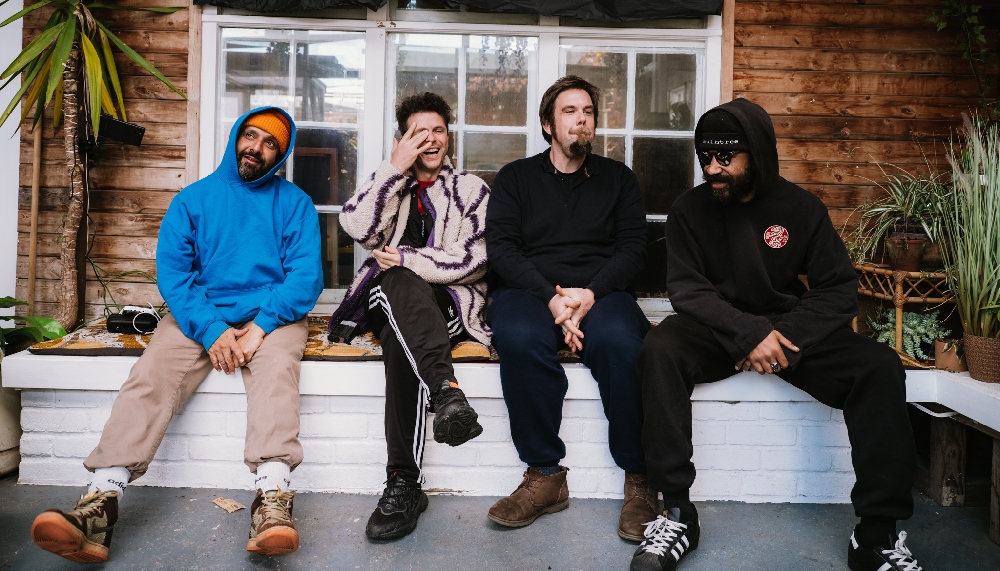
top-left (330, 159), bottom-right (492, 346)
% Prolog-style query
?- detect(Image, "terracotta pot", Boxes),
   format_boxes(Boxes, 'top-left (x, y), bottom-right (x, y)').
top-left (963, 333), bottom-right (1000, 383)
top-left (934, 339), bottom-right (967, 373)
top-left (885, 236), bottom-right (929, 272)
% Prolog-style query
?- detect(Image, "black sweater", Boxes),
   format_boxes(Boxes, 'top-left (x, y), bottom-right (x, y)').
top-left (667, 98), bottom-right (858, 369)
top-left (486, 150), bottom-right (647, 302)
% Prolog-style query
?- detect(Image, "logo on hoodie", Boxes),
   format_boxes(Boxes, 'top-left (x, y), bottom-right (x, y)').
top-left (764, 225), bottom-right (789, 248)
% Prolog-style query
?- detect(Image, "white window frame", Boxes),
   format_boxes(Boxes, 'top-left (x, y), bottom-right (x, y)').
top-left (198, 6), bottom-right (722, 306)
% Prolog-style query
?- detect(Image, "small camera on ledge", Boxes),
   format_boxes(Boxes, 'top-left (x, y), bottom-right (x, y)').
top-left (106, 305), bottom-right (161, 335)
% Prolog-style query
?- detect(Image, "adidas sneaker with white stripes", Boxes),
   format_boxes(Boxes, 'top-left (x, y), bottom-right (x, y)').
top-left (848, 530), bottom-right (924, 571)
top-left (629, 506), bottom-right (699, 571)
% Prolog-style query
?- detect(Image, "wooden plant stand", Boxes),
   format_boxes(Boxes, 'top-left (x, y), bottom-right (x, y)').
top-left (854, 264), bottom-right (952, 351)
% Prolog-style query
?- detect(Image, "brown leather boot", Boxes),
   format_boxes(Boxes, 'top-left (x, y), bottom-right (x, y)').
top-left (488, 467), bottom-right (570, 527)
top-left (618, 472), bottom-right (658, 542)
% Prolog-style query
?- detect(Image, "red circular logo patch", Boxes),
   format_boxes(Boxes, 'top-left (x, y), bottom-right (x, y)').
top-left (764, 225), bottom-right (789, 248)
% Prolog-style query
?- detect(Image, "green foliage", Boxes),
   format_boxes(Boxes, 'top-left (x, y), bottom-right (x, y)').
top-left (928, 1), bottom-right (999, 120)
top-left (0, 0), bottom-right (185, 135)
top-left (936, 116), bottom-right (1000, 339)
top-left (0, 297), bottom-right (66, 357)
top-left (868, 308), bottom-right (951, 361)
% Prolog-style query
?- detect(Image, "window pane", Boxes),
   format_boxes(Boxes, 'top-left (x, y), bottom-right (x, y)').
top-left (294, 36), bottom-right (365, 124)
top-left (592, 135), bottom-right (625, 162)
top-left (292, 128), bottom-right (358, 206)
top-left (635, 53), bottom-right (697, 131)
top-left (632, 221), bottom-right (668, 297)
top-left (465, 36), bottom-right (537, 127)
top-left (393, 34), bottom-right (460, 112)
top-left (632, 137), bottom-right (695, 215)
top-left (464, 132), bottom-right (525, 186)
top-left (562, 49), bottom-right (628, 130)
top-left (220, 35), bottom-right (291, 120)
top-left (318, 213), bottom-right (355, 289)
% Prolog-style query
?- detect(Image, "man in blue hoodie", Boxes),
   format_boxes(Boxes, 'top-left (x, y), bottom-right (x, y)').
top-left (29, 107), bottom-right (323, 563)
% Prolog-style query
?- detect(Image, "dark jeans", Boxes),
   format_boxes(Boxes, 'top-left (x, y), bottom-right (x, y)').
top-left (638, 313), bottom-right (915, 520)
top-left (488, 287), bottom-right (650, 474)
top-left (367, 266), bottom-right (467, 483)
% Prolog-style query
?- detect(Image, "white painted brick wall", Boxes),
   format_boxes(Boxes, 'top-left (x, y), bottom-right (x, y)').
top-left (17, 389), bottom-right (854, 502)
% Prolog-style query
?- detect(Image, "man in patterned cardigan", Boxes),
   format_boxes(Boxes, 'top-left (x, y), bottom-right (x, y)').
top-left (330, 92), bottom-right (491, 541)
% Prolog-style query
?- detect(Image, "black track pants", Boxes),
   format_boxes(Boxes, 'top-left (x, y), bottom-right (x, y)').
top-left (638, 313), bottom-right (915, 520)
top-left (367, 266), bottom-right (467, 483)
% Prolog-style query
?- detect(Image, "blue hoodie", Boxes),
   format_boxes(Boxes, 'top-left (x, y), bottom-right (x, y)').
top-left (156, 107), bottom-right (323, 350)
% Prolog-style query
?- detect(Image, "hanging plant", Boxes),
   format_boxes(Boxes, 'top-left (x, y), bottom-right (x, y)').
top-left (0, 0), bottom-right (185, 330)
top-left (868, 308), bottom-right (951, 361)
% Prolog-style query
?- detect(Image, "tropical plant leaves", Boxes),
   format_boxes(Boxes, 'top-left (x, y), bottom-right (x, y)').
top-left (96, 21), bottom-right (185, 100)
top-left (0, 23), bottom-right (59, 79)
top-left (0, 297), bottom-right (28, 310)
top-left (0, 0), bottom-right (53, 29)
top-left (98, 28), bottom-right (125, 121)
top-left (45, 17), bottom-right (77, 105)
top-left (79, 31), bottom-right (104, 135)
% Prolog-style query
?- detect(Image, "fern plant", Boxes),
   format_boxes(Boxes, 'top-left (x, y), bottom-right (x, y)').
top-left (868, 309), bottom-right (951, 361)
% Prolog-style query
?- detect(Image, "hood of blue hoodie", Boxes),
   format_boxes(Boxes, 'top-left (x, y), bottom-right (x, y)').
top-left (220, 106), bottom-right (297, 189)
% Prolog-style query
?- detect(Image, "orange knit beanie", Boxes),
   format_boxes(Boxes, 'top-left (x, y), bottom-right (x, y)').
top-left (244, 110), bottom-right (291, 153)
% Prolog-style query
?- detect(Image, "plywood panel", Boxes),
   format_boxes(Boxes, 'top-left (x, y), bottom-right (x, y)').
top-left (19, 187), bottom-right (177, 213)
top-left (734, 49), bottom-right (992, 75)
top-left (18, 211), bottom-right (165, 237)
top-left (17, 233), bottom-right (159, 260)
top-left (734, 70), bottom-right (983, 98)
top-left (736, 24), bottom-right (969, 52)
top-left (737, 2), bottom-right (942, 28)
top-left (744, 92), bottom-right (984, 121)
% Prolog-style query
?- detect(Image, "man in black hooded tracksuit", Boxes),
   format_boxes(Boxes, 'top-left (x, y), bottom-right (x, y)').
top-left (629, 99), bottom-right (923, 571)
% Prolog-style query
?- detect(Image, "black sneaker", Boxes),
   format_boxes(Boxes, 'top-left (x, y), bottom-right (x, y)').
top-left (431, 380), bottom-right (483, 446)
top-left (31, 490), bottom-right (119, 563)
top-left (365, 473), bottom-right (429, 541)
top-left (629, 506), bottom-right (700, 571)
top-left (848, 529), bottom-right (923, 571)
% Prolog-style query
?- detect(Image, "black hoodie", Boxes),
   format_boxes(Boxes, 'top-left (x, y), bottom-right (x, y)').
top-left (665, 98), bottom-right (858, 369)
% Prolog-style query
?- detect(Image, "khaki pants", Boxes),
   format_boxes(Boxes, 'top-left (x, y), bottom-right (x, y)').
top-left (84, 314), bottom-right (308, 480)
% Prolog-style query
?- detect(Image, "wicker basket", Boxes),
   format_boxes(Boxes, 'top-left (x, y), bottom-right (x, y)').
top-left (963, 333), bottom-right (1000, 384)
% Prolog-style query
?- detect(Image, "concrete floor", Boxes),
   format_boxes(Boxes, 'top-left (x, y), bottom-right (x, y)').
top-left (0, 473), bottom-right (997, 571)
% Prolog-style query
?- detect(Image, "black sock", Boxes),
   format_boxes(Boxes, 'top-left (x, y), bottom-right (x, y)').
top-left (856, 517), bottom-right (896, 549)
top-left (530, 465), bottom-right (562, 476)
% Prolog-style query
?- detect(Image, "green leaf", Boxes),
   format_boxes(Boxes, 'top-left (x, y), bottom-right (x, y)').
top-left (79, 32), bottom-right (103, 135)
top-left (45, 18), bottom-right (78, 105)
top-left (0, 48), bottom-right (50, 130)
top-left (17, 316), bottom-right (66, 340)
top-left (0, 23), bottom-right (60, 79)
top-left (0, 297), bottom-right (28, 309)
top-left (97, 21), bottom-right (186, 100)
top-left (5, 326), bottom-right (44, 343)
top-left (17, 50), bottom-right (53, 125)
top-left (98, 28), bottom-right (125, 122)
top-left (0, 0), bottom-right (53, 29)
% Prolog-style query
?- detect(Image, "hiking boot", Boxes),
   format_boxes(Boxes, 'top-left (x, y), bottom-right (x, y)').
top-left (487, 467), bottom-right (569, 527)
top-left (619, 472), bottom-right (659, 542)
top-left (246, 489), bottom-right (298, 555)
top-left (366, 473), bottom-right (429, 540)
top-left (630, 505), bottom-right (700, 571)
top-left (31, 490), bottom-right (119, 563)
top-left (848, 529), bottom-right (924, 571)
top-left (431, 380), bottom-right (483, 446)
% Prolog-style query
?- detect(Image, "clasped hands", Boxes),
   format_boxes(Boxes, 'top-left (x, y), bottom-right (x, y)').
top-left (208, 323), bottom-right (266, 375)
top-left (736, 330), bottom-right (799, 375)
top-left (548, 286), bottom-right (595, 353)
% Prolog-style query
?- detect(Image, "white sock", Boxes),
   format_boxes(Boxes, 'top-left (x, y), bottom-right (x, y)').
top-left (89, 467), bottom-right (130, 498)
top-left (254, 462), bottom-right (291, 493)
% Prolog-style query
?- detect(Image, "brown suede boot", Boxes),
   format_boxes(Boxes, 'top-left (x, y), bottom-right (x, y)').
top-left (488, 467), bottom-right (570, 527)
top-left (618, 472), bottom-right (658, 542)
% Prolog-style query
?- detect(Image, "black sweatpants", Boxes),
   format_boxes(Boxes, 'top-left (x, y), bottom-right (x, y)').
top-left (367, 266), bottom-right (468, 484)
top-left (638, 313), bottom-right (916, 520)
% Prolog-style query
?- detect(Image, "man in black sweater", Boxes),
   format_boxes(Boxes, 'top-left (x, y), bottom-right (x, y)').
top-left (485, 76), bottom-right (657, 541)
top-left (630, 99), bottom-right (922, 571)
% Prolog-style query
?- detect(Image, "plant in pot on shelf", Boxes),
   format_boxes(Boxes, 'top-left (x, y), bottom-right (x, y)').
top-left (846, 169), bottom-right (946, 271)
top-left (936, 116), bottom-right (1000, 383)
top-left (868, 308), bottom-right (950, 362)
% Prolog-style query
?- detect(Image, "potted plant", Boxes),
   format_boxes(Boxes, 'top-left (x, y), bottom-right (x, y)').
top-left (936, 116), bottom-right (1000, 383)
top-left (934, 338), bottom-right (967, 373)
top-left (0, 297), bottom-right (66, 476)
top-left (868, 308), bottom-right (950, 362)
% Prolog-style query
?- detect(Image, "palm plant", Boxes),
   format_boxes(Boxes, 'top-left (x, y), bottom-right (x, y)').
top-left (937, 115), bottom-right (1000, 339)
top-left (0, 0), bottom-right (183, 330)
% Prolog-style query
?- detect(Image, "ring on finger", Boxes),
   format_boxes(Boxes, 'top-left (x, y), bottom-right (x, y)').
top-left (770, 362), bottom-right (780, 373)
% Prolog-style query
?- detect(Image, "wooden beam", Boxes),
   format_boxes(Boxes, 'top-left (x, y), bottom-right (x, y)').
top-left (927, 417), bottom-right (967, 507)
top-left (992, 438), bottom-right (999, 545)
top-left (185, 1), bottom-right (201, 186)
top-left (720, 0), bottom-right (734, 103)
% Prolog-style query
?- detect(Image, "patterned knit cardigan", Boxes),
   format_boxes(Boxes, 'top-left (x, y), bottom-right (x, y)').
top-left (329, 159), bottom-right (492, 346)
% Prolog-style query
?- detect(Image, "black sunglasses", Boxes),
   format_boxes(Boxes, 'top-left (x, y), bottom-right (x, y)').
top-left (697, 150), bottom-right (740, 167)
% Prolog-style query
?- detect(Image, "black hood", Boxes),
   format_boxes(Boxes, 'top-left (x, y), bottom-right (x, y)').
top-left (694, 98), bottom-right (780, 201)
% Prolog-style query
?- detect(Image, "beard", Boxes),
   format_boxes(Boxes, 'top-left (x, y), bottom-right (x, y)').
top-left (237, 149), bottom-right (272, 182)
top-left (707, 165), bottom-right (755, 206)
top-left (554, 128), bottom-right (593, 159)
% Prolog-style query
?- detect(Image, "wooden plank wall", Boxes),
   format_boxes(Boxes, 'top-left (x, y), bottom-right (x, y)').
top-left (15, 0), bottom-right (190, 321)
top-left (733, 0), bottom-right (999, 231)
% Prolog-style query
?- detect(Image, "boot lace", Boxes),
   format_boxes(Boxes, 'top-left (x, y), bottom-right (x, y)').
top-left (882, 531), bottom-right (922, 571)
top-left (639, 515), bottom-right (689, 557)
top-left (259, 490), bottom-right (294, 526)
top-left (378, 477), bottom-right (418, 512)
top-left (72, 490), bottom-right (116, 519)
